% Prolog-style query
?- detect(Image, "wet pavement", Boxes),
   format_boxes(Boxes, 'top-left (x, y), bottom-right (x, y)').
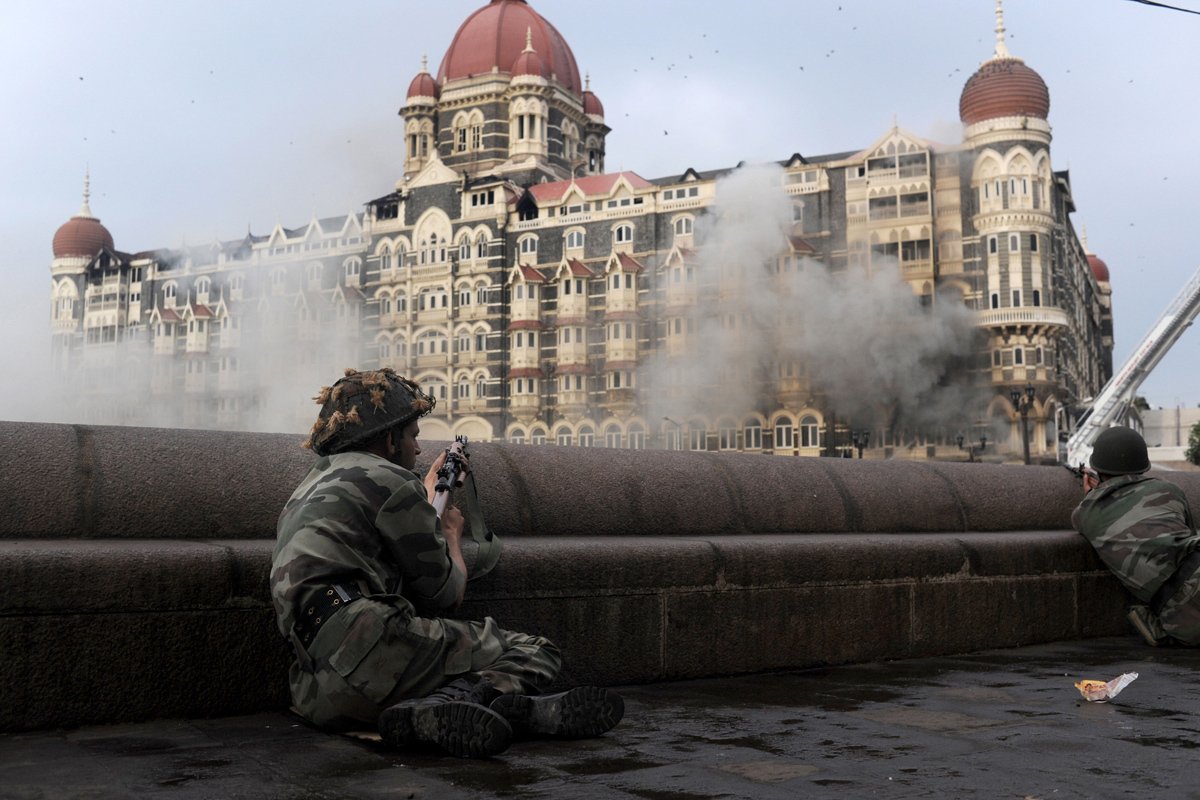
top-left (3, 636), bottom-right (1199, 799)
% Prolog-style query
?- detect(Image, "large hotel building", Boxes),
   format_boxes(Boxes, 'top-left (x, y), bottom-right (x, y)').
top-left (49, 0), bottom-right (1113, 461)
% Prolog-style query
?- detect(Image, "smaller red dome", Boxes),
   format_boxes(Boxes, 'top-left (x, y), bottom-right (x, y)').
top-left (53, 215), bottom-right (113, 259)
top-left (406, 70), bottom-right (439, 100)
top-left (583, 89), bottom-right (604, 118)
top-left (959, 57), bottom-right (1049, 125)
top-left (1087, 254), bottom-right (1110, 283)
top-left (512, 47), bottom-right (548, 79)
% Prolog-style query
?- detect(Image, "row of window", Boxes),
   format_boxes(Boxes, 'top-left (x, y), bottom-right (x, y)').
top-left (519, 222), bottom-right (638, 256)
top-left (991, 346), bottom-right (1046, 367)
top-left (988, 289), bottom-right (1043, 309)
top-left (504, 418), bottom-right (823, 450)
top-left (987, 234), bottom-right (1039, 254)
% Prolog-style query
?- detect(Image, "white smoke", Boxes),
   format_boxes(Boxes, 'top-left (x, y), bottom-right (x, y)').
top-left (644, 162), bottom-right (984, 446)
top-left (7, 270), bottom-right (360, 435)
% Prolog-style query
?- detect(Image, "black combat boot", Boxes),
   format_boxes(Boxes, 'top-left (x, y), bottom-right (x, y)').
top-left (377, 674), bottom-right (511, 758)
top-left (490, 686), bottom-right (624, 739)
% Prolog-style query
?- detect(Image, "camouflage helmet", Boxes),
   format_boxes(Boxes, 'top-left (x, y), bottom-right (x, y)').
top-left (304, 368), bottom-right (435, 456)
top-left (1089, 426), bottom-right (1150, 476)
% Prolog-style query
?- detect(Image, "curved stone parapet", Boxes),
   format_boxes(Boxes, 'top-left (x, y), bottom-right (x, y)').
top-left (8, 420), bottom-right (1196, 540)
top-left (2, 420), bottom-right (1193, 732)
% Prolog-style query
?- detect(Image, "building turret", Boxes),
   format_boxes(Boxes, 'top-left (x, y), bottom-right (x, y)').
top-left (401, 55), bottom-right (439, 177)
top-left (507, 29), bottom-right (550, 162)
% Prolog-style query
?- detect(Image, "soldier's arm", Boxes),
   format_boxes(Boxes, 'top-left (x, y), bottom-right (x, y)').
top-left (376, 479), bottom-right (466, 611)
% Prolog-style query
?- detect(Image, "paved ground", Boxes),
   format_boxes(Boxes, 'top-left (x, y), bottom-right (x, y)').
top-left (3, 636), bottom-right (1199, 800)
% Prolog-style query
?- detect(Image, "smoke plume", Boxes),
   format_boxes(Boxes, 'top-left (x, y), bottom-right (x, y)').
top-left (644, 162), bottom-right (984, 446)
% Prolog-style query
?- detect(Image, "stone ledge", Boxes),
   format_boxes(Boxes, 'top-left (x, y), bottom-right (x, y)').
top-left (7, 421), bottom-right (1200, 541)
top-left (0, 533), bottom-right (1126, 732)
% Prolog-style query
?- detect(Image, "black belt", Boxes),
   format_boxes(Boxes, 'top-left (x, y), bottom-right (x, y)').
top-left (1150, 549), bottom-right (1200, 617)
top-left (295, 583), bottom-right (362, 648)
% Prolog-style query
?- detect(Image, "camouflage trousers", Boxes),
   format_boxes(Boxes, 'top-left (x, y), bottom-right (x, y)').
top-left (1157, 560), bottom-right (1200, 646)
top-left (287, 598), bottom-right (562, 731)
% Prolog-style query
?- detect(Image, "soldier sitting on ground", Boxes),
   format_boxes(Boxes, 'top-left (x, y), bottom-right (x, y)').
top-left (1072, 426), bottom-right (1200, 646)
top-left (271, 368), bottom-right (623, 757)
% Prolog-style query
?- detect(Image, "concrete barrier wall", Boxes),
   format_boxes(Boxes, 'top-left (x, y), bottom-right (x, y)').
top-left (10, 421), bottom-right (1199, 540)
top-left (4, 421), bottom-right (1196, 732)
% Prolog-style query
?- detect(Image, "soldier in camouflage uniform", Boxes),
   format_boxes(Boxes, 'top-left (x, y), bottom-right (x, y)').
top-left (272, 368), bottom-right (623, 757)
top-left (1072, 426), bottom-right (1200, 646)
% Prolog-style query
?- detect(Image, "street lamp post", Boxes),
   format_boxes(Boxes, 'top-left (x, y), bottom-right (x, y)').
top-left (851, 430), bottom-right (869, 459)
top-left (957, 433), bottom-right (988, 462)
top-left (1009, 384), bottom-right (1036, 465)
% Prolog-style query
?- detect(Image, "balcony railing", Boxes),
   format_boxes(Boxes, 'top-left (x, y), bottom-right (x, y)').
top-left (976, 307), bottom-right (1068, 328)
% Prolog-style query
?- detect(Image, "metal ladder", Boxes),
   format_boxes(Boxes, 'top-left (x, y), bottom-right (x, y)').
top-left (1065, 265), bottom-right (1200, 466)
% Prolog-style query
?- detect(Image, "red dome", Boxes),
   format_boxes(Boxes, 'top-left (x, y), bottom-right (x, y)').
top-left (53, 215), bottom-right (113, 259)
top-left (583, 89), bottom-right (604, 118)
top-left (438, 0), bottom-right (581, 95)
top-left (1088, 254), bottom-right (1110, 283)
top-left (959, 57), bottom-right (1050, 125)
top-left (406, 70), bottom-right (439, 100)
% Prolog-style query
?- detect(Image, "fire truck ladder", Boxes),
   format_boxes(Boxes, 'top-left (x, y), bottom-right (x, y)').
top-left (1065, 265), bottom-right (1200, 467)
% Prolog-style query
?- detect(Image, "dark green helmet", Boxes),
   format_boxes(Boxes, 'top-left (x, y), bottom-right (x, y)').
top-left (1089, 426), bottom-right (1150, 476)
top-left (304, 368), bottom-right (435, 456)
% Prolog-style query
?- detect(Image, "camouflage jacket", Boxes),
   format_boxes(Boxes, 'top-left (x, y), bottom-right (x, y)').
top-left (271, 451), bottom-right (464, 641)
top-left (1072, 474), bottom-right (1199, 603)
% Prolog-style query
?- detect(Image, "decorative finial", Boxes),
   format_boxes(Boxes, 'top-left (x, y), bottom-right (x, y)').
top-left (79, 169), bottom-right (94, 218)
top-left (524, 26), bottom-right (534, 53)
top-left (994, 0), bottom-right (1010, 58)
top-left (1081, 225), bottom-right (1090, 253)
top-left (420, 53), bottom-right (428, 73)
top-left (585, 72), bottom-right (591, 91)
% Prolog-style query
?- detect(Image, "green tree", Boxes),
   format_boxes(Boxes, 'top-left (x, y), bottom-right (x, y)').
top-left (1187, 421), bottom-right (1200, 466)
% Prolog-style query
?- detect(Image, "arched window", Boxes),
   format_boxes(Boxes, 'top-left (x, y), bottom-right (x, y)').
top-left (628, 424), bottom-right (645, 450)
top-left (673, 217), bottom-right (693, 237)
top-left (604, 425), bottom-right (622, 448)
top-left (614, 224), bottom-right (633, 244)
top-left (743, 421), bottom-right (762, 450)
top-left (519, 236), bottom-right (538, 256)
top-left (775, 420), bottom-right (795, 449)
top-left (799, 416), bottom-right (820, 448)
top-left (565, 230), bottom-right (585, 250)
top-left (578, 425), bottom-right (595, 447)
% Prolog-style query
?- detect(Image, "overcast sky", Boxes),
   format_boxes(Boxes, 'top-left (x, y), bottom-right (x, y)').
top-left (3, 0), bottom-right (1199, 415)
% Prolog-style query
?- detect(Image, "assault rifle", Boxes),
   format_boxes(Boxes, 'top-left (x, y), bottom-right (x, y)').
top-left (429, 436), bottom-right (501, 580)
top-left (431, 435), bottom-right (470, 519)
top-left (1062, 463), bottom-right (1098, 485)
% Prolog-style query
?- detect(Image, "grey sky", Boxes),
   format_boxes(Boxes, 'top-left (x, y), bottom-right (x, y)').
top-left (3, 0), bottom-right (1198, 415)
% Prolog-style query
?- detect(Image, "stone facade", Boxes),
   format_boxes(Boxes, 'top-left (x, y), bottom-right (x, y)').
top-left (48, 0), bottom-right (1113, 461)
